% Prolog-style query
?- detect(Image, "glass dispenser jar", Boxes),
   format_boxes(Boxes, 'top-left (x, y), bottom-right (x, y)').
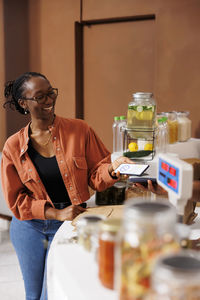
top-left (148, 251), bottom-right (200, 300)
top-left (127, 92), bottom-right (156, 131)
top-left (177, 111), bottom-right (191, 142)
top-left (117, 199), bottom-right (180, 300)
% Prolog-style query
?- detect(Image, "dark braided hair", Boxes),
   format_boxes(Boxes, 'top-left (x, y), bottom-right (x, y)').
top-left (3, 72), bottom-right (47, 115)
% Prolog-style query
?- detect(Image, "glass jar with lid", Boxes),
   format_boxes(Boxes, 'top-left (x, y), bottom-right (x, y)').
top-left (98, 218), bottom-right (121, 290)
top-left (127, 92), bottom-right (156, 131)
top-left (148, 251), bottom-right (200, 300)
top-left (76, 214), bottom-right (104, 253)
top-left (177, 111), bottom-right (191, 142)
top-left (163, 112), bottom-right (178, 144)
top-left (155, 116), bottom-right (169, 153)
top-left (117, 199), bottom-right (180, 300)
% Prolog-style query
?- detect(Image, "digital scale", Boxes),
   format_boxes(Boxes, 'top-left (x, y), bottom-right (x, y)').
top-left (157, 153), bottom-right (193, 216)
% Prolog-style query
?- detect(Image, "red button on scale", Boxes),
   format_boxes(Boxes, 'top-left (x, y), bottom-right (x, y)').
top-left (169, 167), bottom-right (176, 176)
top-left (162, 162), bottom-right (169, 172)
top-left (169, 179), bottom-right (177, 189)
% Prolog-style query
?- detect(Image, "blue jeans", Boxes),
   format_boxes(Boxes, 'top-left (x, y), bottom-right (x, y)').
top-left (10, 217), bottom-right (63, 300)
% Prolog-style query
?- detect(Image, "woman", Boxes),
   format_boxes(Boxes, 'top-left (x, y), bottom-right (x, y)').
top-left (1, 71), bottom-right (131, 300)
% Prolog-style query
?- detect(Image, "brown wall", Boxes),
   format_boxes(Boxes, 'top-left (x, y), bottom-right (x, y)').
top-left (0, 0), bottom-right (200, 151)
top-left (29, 0), bottom-right (80, 119)
top-left (0, 0), bottom-right (6, 151)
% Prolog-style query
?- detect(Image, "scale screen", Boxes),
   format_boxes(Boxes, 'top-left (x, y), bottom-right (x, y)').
top-left (158, 158), bottom-right (179, 194)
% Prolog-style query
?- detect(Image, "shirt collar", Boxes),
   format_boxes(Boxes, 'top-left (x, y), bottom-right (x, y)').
top-left (19, 115), bottom-right (60, 157)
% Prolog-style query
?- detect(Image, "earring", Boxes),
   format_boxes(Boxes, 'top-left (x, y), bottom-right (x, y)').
top-left (24, 110), bottom-right (28, 115)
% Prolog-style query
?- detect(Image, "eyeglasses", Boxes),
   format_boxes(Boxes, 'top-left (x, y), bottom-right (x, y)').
top-left (22, 88), bottom-right (58, 104)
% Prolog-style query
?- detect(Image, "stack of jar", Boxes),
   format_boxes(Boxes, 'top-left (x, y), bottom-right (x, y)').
top-left (160, 111), bottom-right (191, 144)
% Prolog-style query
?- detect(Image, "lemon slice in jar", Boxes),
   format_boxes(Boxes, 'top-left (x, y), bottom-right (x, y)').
top-left (128, 142), bottom-right (138, 152)
top-left (144, 143), bottom-right (153, 151)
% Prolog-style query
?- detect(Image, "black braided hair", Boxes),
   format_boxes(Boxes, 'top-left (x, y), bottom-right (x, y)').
top-left (3, 72), bottom-right (47, 115)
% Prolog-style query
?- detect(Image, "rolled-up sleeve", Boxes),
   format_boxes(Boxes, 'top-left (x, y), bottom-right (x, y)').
top-left (86, 127), bottom-right (118, 191)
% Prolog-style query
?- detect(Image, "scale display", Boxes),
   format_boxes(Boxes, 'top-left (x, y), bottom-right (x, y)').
top-left (157, 153), bottom-right (193, 215)
top-left (158, 158), bottom-right (179, 194)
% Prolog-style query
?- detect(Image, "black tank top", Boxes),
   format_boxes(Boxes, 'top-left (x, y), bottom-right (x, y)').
top-left (27, 142), bottom-right (71, 205)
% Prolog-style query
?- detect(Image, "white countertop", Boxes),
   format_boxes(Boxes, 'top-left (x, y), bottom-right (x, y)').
top-left (47, 197), bottom-right (200, 300)
top-left (47, 195), bottom-right (117, 300)
top-left (47, 139), bottom-right (200, 300)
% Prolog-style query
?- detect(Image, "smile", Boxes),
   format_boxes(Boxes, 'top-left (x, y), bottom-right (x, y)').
top-left (43, 106), bottom-right (53, 111)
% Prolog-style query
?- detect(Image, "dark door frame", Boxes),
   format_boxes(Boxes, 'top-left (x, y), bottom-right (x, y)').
top-left (74, 14), bottom-right (155, 119)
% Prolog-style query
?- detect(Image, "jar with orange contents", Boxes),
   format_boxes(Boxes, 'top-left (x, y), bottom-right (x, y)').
top-left (98, 218), bottom-right (121, 290)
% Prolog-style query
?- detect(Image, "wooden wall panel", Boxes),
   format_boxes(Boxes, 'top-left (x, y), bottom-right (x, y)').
top-left (3, 0), bottom-right (31, 139)
top-left (0, 0), bottom-right (6, 150)
top-left (29, 0), bottom-right (80, 119)
top-left (83, 0), bottom-right (157, 19)
top-left (84, 19), bottom-right (156, 151)
top-left (154, 1), bottom-right (200, 137)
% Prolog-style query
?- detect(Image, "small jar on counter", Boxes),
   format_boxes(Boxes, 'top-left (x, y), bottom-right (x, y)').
top-left (98, 218), bottom-right (121, 290)
top-left (148, 251), bottom-right (200, 300)
top-left (76, 215), bottom-right (104, 252)
top-left (177, 111), bottom-right (191, 142)
top-left (155, 116), bottom-right (169, 153)
top-left (95, 181), bottom-right (127, 206)
top-left (117, 199), bottom-right (180, 300)
top-left (163, 112), bottom-right (178, 144)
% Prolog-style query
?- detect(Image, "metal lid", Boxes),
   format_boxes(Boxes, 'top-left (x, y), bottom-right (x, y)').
top-left (76, 214), bottom-right (104, 227)
top-left (100, 218), bottom-right (121, 233)
top-left (162, 255), bottom-right (200, 272)
top-left (133, 92), bottom-right (153, 99)
top-left (114, 181), bottom-right (127, 189)
top-left (127, 200), bottom-right (171, 215)
top-left (124, 199), bottom-right (176, 227)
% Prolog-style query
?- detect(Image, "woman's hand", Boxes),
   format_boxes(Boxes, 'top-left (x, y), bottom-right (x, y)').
top-left (108, 156), bottom-right (134, 179)
top-left (56, 205), bottom-right (86, 221)
top-left (133, 180), bottom-right (168, 196)
top-left (45, 204), bottom-right (86, 221)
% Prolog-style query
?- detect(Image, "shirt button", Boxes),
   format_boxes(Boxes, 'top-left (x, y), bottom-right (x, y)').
top-left (54, 137), bottom-right (56, 140)
top-left (60, 160), bottom-right (63, 163)
top-left (74, 198), bottom-right (77, 201)
top-left (64, 173), bottom-right (68, 177)
top-left (69, 186), bottom-right (73, 190)
top-left (28, 169), bottom-right (32, 172)
top-left (57, 147), bottom-right (60, 151)
top-left (21, 149), bottom-right (24, 153)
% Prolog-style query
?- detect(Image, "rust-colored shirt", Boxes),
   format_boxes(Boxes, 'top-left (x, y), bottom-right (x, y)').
top-left (1, 116), bottom-right (117, 220)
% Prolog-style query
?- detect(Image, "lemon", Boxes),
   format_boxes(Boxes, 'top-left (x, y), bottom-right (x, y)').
top-left (128, 142), bottom-right (138, 152)
top-left (144, 111), bottom-right (153, 120)
top-left (144, 143), bottom-right (153, 151)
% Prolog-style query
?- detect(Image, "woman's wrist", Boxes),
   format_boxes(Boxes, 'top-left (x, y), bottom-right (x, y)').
top-left (44, 204), bottom-right (58, 220)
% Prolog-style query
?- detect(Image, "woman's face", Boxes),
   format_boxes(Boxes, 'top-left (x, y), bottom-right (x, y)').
top-left (19, 76), bottom-right (57, 121)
